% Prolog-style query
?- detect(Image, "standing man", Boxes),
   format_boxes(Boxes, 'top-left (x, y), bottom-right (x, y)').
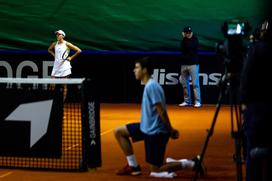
top-left (179, 26), bottom-right (201, 108)
top-left (114, 57), bottom-right (205, 178)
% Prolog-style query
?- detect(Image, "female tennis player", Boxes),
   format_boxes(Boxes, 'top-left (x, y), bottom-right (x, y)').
top-left (48, 30), bottom-right (81, 78)
top-left (48, 30), bottom-right (81, 100)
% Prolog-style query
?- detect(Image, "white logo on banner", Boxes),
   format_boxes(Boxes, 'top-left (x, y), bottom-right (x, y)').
top-left (5, 100), bottom-right (53, 148)
top-left (151, 69), bottom-right (222, 86)
top-left (88, 102), bottom-right (96, 146)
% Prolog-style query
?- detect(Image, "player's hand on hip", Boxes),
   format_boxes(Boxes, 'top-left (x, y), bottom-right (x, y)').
top-left (67, 57), bottom-right (72, 61)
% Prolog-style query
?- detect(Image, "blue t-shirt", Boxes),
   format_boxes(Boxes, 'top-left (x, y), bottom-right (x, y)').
top-left (140, 79), bottom-right (169, 135)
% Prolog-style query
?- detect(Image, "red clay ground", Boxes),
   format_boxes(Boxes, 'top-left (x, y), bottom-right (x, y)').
top-left (0, 104), bottom-right (245, 181)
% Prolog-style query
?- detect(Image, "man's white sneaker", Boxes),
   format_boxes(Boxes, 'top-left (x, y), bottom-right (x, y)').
top-left (150, 171), bottom-right (177, 178)
top-left (178, 102), bottom-right (190, 107)
top-left (193, 102), bottom-right (201, 108)
top-left (166, 157), bottom-right (178, 163)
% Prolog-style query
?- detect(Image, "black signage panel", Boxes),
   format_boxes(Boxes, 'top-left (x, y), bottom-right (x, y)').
top-left (0, 88), bottom-right (63, 158)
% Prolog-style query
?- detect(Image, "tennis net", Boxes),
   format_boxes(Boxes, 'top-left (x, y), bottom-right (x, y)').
top-left (0, 78), bottom-right (101, 171)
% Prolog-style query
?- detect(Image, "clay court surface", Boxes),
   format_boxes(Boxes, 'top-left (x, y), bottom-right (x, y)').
top-left (0, 103), bottom-right (244, 180)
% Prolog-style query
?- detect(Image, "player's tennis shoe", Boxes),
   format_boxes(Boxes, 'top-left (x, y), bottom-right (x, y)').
top-left (116, 164), bottom-right (141, 176)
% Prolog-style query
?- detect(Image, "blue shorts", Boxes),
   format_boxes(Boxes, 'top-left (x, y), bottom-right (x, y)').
top-left (126, 123), bottom-right (169, 167)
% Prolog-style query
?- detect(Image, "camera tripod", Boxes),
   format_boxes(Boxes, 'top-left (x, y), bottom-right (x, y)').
top-left (193, 73), bottom-right (245, 181)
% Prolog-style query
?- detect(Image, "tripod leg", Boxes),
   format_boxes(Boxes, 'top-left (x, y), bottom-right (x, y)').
top-left (193, 90), bottom-right (224, 181)
top-left (234, 133), bottom-right (243, 181)
top-left (232, 104), bottom-right (244, 181)
top-left (229, 84), bottom-right (244, 181)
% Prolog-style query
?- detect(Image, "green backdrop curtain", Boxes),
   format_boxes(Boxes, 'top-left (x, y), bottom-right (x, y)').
top-left (0, 0), bottom-right (264, 51)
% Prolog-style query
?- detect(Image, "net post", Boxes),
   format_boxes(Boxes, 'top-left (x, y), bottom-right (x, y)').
top-left (81, 78), bottom-right (101, 169)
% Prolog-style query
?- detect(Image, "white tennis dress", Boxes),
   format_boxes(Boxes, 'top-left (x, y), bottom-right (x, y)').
top-left (51, 41), bottom-right (72, 77)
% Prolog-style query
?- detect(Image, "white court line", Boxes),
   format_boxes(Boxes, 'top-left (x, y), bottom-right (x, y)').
top-left (100, 121), bottom-right (131, 136)
top-left (65, 121), bottom-right (131, 150)
top-left (64, 129), bottom-right (112, 150)
top-left (65, 144), bottom-right (79, 151)
top-left (100, 129), bottom-right (114, 136)
top-left (0, 171), bottom-right (13, 178)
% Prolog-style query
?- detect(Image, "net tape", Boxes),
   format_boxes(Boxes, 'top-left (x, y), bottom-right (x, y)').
top-left (0, 78), bottom-right (85, 84)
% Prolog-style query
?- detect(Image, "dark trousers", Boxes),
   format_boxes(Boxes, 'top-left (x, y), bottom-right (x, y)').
top-left (243, 103), bottom-right (272, 181)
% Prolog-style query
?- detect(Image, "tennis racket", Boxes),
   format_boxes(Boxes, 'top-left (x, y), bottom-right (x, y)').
top-left (62, 48), bottom-right (70, 61)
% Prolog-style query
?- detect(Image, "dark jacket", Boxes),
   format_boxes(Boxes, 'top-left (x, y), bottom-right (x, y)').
top-left (240, 39), bottom-right (272, 104)
top-left (180, 35), bottom-right (199, 65)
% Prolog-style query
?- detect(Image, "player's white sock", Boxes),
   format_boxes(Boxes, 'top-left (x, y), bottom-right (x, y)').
top-left (150, 171), bottom-right (177, 178)
top-left (166, 157), bottom-right (195, 169)
top-left (126, 154), bottom-right (138, 167)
